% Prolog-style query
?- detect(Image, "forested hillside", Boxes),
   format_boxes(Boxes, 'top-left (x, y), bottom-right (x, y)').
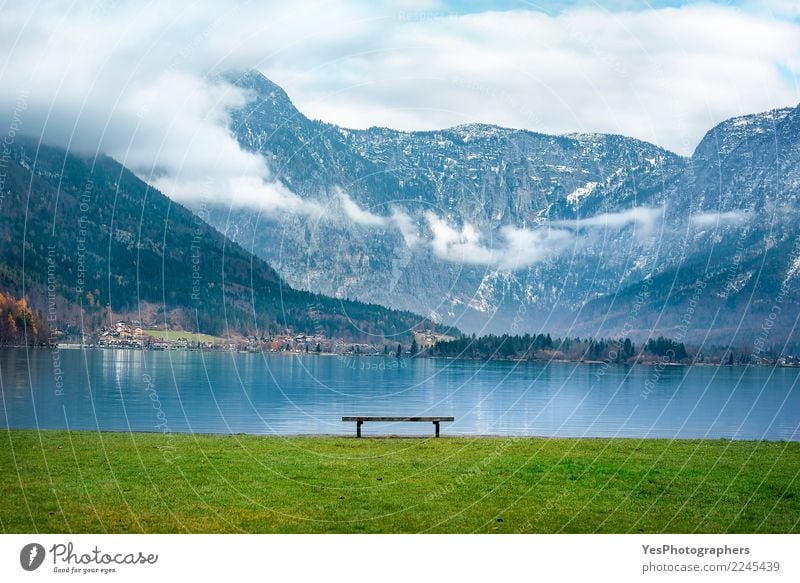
top-left (0, 138), bottom-right (436, 341)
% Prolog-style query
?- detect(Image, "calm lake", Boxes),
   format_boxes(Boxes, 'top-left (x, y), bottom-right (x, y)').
top-left (1, 347), bottom-right (798, 440)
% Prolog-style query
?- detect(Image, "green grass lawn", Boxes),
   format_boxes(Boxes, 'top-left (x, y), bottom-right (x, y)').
top-left (1, 430), bottom-right (798, 533)
top-left (142, 329), bottom-right (225, 344)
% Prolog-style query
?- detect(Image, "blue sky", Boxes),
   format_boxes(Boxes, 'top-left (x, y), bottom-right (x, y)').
top-left (442, 1), bottom-right (700, 14)
top-left (443, 0), bottom-right (796, 18)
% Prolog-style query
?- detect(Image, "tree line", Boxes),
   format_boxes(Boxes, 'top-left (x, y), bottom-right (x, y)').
top-left (0, 292), bottom-right (50, 345)
top-left (426, 333), bottom-right (690, 364)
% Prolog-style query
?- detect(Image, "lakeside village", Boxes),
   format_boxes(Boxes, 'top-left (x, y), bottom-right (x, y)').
top-left (49, 319), bottom-right (800, 368)
top-left (69, 319), bottom-right (449, 357)
top-left (5, 284), bottom-right (792, 367)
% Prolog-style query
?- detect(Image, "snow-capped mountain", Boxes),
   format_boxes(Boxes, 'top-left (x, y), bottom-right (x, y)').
top-left (200, 70), bottom-right (800, 346)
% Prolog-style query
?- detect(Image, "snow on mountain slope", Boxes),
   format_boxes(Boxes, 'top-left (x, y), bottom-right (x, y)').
top-left (197, 70), bottom-right (800, 345)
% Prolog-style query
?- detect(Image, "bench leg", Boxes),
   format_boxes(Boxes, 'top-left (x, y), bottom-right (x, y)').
top-left (357, 420), bottom-right (363, 438)
top-left (434, 421), bottom-right (440, 437)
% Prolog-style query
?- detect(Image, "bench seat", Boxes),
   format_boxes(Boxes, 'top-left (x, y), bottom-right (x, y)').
top-left (342, 416), bottom-right (455, 437)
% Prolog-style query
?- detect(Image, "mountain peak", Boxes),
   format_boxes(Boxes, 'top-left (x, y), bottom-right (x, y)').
top-left (447, 123), bottom-right (510, 141)
top-left (692, 106), bottom-right (795, 160)
top-left (223, 69), bottom-right (299, 115)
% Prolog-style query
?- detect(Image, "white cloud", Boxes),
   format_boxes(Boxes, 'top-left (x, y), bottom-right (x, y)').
top-left (689, 210), bottom-right (750, 227)
top-left (496, 225), bottom-right (576, 270)
top-left (0, 1), bottom-right (405, 211)
top-left (415, 206), bottom-right (669, 269)
top-left (337, 188), bottom-right (387, 226)
top-left (0, 0), bottom-right (797, 215)
top-left (286, 4), bottom-right (800, 155)
top-left (126, 73), bottom-right (322, 215)
top-left (552, 206), bottom-right (663, 231)
top-left (426, 213), bottom-right (494, 265)
top-left (744, 0), bottom-right (800, 19)
top-left (424, 212), bottom-right (574, 270)
top-left (389, 206), bottom-right (423, 247)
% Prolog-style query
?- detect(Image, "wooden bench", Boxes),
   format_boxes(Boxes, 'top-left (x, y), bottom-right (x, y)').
top-left (342, 416), bottom-right (455, 438)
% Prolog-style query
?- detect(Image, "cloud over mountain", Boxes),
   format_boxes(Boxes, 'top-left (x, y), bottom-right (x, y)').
top-left (1, 0), bottom-right (798, 216)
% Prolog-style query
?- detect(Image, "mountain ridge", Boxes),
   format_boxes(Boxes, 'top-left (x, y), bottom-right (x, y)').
top-left (203, 70), bottom-right (799, 347)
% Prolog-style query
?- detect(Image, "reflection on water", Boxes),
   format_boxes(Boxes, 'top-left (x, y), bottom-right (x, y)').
top-left (1, 347), bottom-right (798, 439)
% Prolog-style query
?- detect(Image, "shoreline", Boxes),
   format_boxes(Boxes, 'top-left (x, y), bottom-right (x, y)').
top-left (3, 344), bottom-right (798, 369)
top-left (2, 427), bottom-right (796, 443)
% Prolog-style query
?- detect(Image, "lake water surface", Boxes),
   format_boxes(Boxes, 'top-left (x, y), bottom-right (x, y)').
top-left (1, 347), bottom-right (798, 440)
